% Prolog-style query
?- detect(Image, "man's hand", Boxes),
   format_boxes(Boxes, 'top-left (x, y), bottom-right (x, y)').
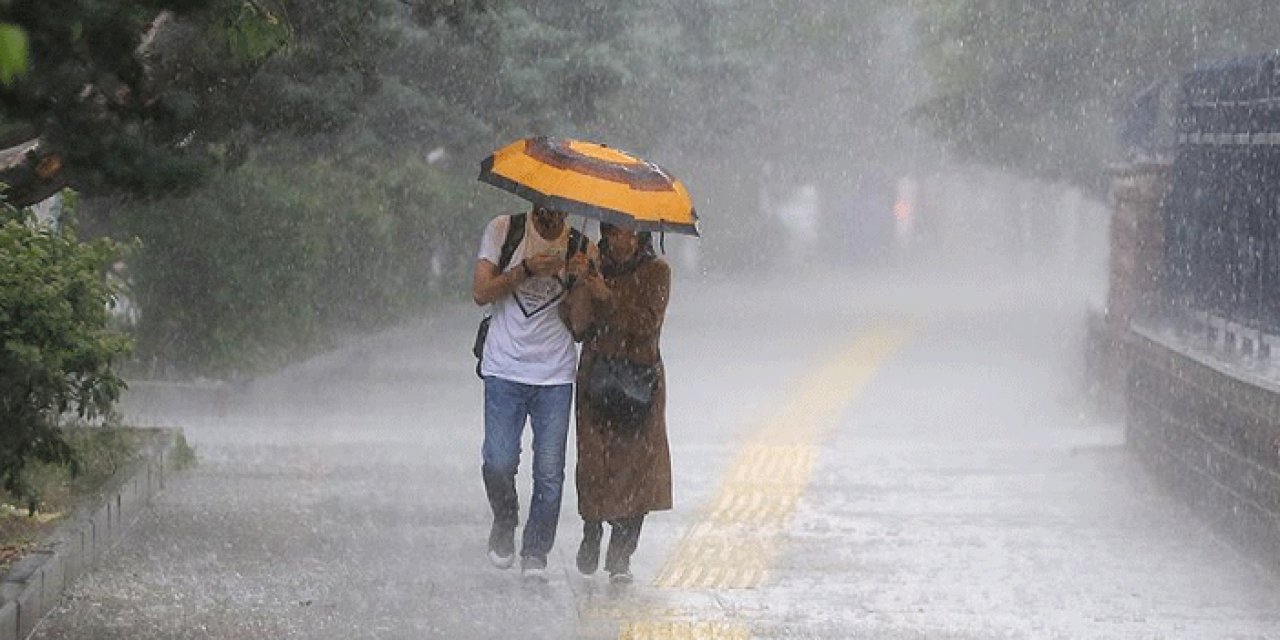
top-left (565, 253), bottom-right (592, 280)
top-left (524, 254), bottom-right (564, 278)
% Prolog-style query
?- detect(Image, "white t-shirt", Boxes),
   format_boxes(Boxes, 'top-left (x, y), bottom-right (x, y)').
top-left (476, 215), bottom-right (577, 385)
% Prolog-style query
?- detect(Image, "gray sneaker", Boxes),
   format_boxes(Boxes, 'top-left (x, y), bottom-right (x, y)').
top-left (520, 555), bottom-right (548, 581)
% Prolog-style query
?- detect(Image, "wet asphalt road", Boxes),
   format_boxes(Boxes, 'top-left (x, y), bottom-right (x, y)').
top-left (31, 267), bottom-right (1280, 639)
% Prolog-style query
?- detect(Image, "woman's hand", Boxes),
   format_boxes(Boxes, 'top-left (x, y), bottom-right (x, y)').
top-left (584, 270), bottom-right (611, 302)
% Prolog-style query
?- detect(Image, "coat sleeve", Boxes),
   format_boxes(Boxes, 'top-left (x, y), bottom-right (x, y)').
top-left (560, 279), bottom-right (596, 342)
top-left (602, 260), bottom-right (670, 343)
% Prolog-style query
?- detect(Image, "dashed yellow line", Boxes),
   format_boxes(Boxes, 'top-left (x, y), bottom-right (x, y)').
top-left (619, 621), bottom-right (751, 640)
top-left (612, 323), bottom-right (915, 636)
top-left (725, 445), bottom-right (815, 485)
top-left (651, 324), bottom-right (912, 591)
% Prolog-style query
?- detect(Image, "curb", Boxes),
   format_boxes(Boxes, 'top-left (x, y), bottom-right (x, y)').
top-left (0, 428), bottom-right (184, 640)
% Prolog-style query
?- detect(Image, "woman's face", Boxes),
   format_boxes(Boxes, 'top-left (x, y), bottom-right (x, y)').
top-left (601, 224), bottom-right (639, 261)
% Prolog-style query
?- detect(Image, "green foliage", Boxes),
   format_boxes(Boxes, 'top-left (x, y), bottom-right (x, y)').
top-left (66, 427), bottom-right (141, 487)
top-left (123, 147), bottom-right (486, 376)
top-left (631, 0), bottom-right (885, 270)
top-left (0, 1), bottom-right (216, 198)
top-left (124, 166), bottom-right (324, 376)
top-left (225, 1), bottom-right (289, 63)
top-left (716, 1), bottom-right (885, 164)
top-left (0, 0), bottom-right (395, 199)
top-left (112, 0), bottom-right (746, 375)
top-left (168, 431), bottom-right (197, 470)
top-left (3, 427), bottom-right (142, 516)
top-left (0, 23), bottom-right (28, 86)
top-left (6, 0), bottom-right (896, 377)
top-left (0, 193), bottom-right (132, 503)
top-left (912, 0), bottom-right (1280, 188)
top-left (376, 1), bottom-right (646, 156)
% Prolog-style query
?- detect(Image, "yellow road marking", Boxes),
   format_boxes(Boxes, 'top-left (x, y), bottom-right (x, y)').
top-left (619, 620), bottom-right (751, 640)
top-left (613, 323), bottom-right (915, 635)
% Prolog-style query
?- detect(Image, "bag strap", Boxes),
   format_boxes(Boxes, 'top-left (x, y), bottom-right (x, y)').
top-left (478, 213), bottom-right (527, 379)
top-left (566, 227), bottom-right (587, 259)
top-left (497, 213), bottom-right (526, 271)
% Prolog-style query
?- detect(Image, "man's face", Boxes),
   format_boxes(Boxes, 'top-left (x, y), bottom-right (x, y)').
top-left (532, 207), bottom-right (566, 239)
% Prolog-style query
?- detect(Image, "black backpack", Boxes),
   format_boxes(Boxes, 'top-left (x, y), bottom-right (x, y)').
top-left (472, 213), bottom-right (587, 378)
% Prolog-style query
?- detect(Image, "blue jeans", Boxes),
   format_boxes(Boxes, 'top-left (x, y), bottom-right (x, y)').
top-left (481, 376), bottom-right (572, 559)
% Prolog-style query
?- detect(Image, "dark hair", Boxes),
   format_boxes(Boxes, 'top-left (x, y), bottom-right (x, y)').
top-left (598, 225), bottom-right (655, 277)
top-left (599, 222), bottom-right (650, 244)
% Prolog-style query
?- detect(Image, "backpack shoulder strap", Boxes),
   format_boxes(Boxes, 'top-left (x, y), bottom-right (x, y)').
top-left (497, 213), bottom-right (526, 271)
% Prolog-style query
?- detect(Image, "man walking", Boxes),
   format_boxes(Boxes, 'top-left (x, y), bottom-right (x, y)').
top-left (471, 206), bottom-right (584, 579)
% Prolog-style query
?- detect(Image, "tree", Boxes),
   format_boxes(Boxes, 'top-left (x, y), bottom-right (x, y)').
top-left (0, 1), bottom-right (215, 200)
top-left (638, 0), bottom-right (887, 268)
top-left (912, 0), bottom-right (1280, 190)
top-left (0, 192), bottom-right (131, 506)
top-left (0, 0), bottom-right (397, 201)
top-left (11, 0), bottom-right (903, 379)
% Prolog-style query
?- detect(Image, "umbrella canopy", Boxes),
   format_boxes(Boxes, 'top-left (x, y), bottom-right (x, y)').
top-left (478, 136), bottom-right (699, 236)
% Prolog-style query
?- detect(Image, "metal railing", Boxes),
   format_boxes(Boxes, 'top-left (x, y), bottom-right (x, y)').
top-left (1162, 53), bottom-right (1280, 337)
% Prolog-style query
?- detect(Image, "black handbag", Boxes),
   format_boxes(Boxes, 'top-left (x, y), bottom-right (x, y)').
top-left (583, 356), bottom-right (657, 432)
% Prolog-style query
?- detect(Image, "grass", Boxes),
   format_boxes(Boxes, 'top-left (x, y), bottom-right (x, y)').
top-left (0, 426), bottom-right (156, 575)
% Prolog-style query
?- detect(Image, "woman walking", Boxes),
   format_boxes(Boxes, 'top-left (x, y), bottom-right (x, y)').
top-left (562, 221), bottom-right (672, 584)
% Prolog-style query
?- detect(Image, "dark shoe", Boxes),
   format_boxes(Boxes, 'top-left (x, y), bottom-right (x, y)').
top-left (520, 555), bottom-right (548, 581)
top-left (576, 541), bottom-right (600, 575)
top-left (603, 545), bottom-right (632, 579)
top-left (488, 523), bottom-right (515, 569)
top-left (577, 522), bottom-right (603, 575)
top-left (603, 515), bottom-right (642, 578)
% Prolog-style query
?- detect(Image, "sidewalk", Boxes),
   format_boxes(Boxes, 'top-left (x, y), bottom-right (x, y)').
top-left (30, 271), bottom-right (1280, 638)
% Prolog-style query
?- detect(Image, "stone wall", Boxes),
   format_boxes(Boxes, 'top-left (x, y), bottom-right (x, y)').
top-left (1085, 161), bottom-right (1169, 412)
top-left (1096, 159), bottom-right (1280, 568)
top-left (1126, 327), bottom-right (1280, 564)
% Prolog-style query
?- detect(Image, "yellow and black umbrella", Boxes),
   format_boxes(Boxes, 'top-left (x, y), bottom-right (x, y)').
top-left (478, 136), bottom-right (699, 236)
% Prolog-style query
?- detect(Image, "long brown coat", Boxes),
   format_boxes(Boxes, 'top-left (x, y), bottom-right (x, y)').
top-left (564, 258), bottom-right (672, 522)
